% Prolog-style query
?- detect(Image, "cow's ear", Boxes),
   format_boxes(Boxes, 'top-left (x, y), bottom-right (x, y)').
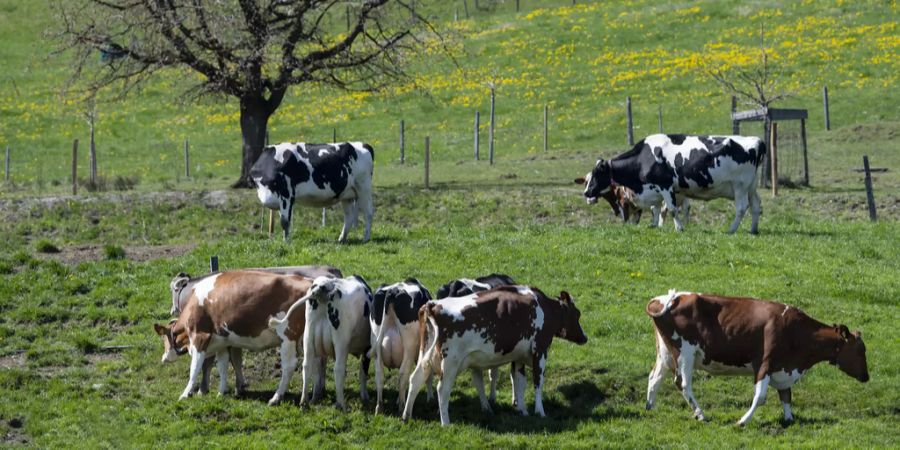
top-left (835, 324), bottom-right (851, 341)
top-left (574, 177), bottom-right (586, 184)
top-left (154, 324), bottom-right (166, 336)
top-left (559, 291), bottom-right (572, 304)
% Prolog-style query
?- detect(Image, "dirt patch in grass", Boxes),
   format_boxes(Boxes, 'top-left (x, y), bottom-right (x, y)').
top-left (0, 352), bottom-right (25, 370)
top-left (38, 244), bottom-right (195, 265)
top-left (2, 416), bottom-right (29, 446)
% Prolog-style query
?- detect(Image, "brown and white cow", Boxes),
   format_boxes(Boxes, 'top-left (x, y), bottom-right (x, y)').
top-left (166, 265), bottom-right (341, 394)
top-left (575, 174), bottom-right (688, 225)
top-left (401, 286), bottom-right (588, 426)
top-left (154, 270), bottom-right (320, 405)
top-left (645, 290), bottom-right (869, 425)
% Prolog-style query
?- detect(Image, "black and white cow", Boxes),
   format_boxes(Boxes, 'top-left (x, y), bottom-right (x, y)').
top-left (251, 142), bottom-right (375, 242)
top-left (582, 134), bottom-right (765, 234)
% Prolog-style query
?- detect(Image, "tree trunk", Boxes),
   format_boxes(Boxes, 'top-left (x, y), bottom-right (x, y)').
top-left (232, 95), bottom-right (272, 188)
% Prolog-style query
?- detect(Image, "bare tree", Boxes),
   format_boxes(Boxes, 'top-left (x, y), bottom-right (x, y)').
top-left (52, 0), bottom-right (443, 187)
top-left (707, 25), bottom-right (793, 110)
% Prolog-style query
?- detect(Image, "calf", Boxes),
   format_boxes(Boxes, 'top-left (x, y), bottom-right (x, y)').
top-left (370, 279), bottom-right (432, 414)
top-left (645, 290), bottom-right (869, 425)
top-left (575, 174), bottom-right (688, 225)
top-left (436, 273), bottom-right (516, 408)
top-left (269, 275), bottom-right (373, 410)
top-left (402, 286), bottom-right (588, 426)
top-left (251, 142), bottom-right (375, 242)
top-left (167, 265), bottom-right (341, 393)
top-left (154, 271), bottom-right (319, 405)
top-left (582, 134), bottom-right (765, 233)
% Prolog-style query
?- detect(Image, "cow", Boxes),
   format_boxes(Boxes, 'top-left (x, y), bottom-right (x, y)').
top-left (269, 275), bottom-right (373, 410)
top-left (167, 265), bottom-right (342, 394)
top-left (250, 142), bottom-right (375, 242)
top-left (435, 273), bottom-right (516, 408)
top-left (645, 290), bottom-right (869, 425)
top-left (575, 175), bottom-right (689, 225)
top-left (401, 286), bottom-right (588, 426)
top-left (581, 134), bottom-right (765, 233)
top-left (370, 278), bottom-right (432, 414)
top-left (153, 270), bottom-right (322, 405)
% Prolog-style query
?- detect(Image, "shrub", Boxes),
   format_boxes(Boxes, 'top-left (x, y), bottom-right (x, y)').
top-left (104, 245), bottom-right (126, 260)
top-left (112, 175), bottom-right (139, 191)
top-left (81, 176), bottom-right (109, 192)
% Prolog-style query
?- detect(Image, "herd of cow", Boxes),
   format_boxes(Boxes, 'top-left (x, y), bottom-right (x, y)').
top-left (152, 132), bottom-right (869, 427)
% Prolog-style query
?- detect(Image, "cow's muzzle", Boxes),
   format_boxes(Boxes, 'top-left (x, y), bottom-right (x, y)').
top-left (586, 197), bottom-right (598, 205)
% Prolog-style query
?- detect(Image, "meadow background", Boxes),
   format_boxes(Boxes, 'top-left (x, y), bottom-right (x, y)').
top-left (0, 0), bottom-right (898, 447)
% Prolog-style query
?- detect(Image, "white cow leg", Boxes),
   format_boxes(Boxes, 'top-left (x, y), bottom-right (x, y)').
top-left (338, 200), bottom-right (356, 243)
top-left (532, 355), bottom-right (547, 417)
top-left (300, 327), bottom-right (317, 406)
top-left (662, 192), bottom-right (683, 231)
top-left (360, 191), bottom-right (374, 242)
top-left (374, 346), bottom-right (385, 414)
top-left (778, 388), bottom-right (793, 422)
top-left (180, 347), bottom-right (206, 400)
top-left (216, 350), bottom-right (230, 396)
top-left (437, 361), bottom-right (461, 426)
top-left (650, 205), bottom-right (661, 228)
top-left (728, 193), bottom-right (750, 234)
top-left (199, 355), bottom-right (214, 394)
top-left (401, 357), bottom-right (433, 421)
top-left (512, 361), bottom-right (528, 415)
top-left (333, 347), bottom-right (350, 410)
top-left (279, 201), bottom-right (293, 242)
top-left (682, 199), bottom-right (691, 224)
top-left (749, 188), bottom-right (762, 235)
top-left (471, 370), bottom-right (493, 413)
top-left (738, 375), bottom-right (770, 425)
top-left (230, 348), bottom-right (247, 395)
top-left (396, 343), bottom-right (418, 411)
top-left (358, 351), bottom-right (370, 403)
top-left (646, 346), bottom-right (669, 410)
top-left (677, 345), bottom-right (705, 420)
top-left (488, 367), bottom-right (499, 404)
top-left (269, 339), bottom-right (298, 406)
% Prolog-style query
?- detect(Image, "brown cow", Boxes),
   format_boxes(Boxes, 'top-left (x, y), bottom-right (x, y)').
top-left (154, 270), bottom-right (320, 405)
top-left (401, 286), bottom-right (588, 426)
top-left (645, 290), bottom-right (869, 425)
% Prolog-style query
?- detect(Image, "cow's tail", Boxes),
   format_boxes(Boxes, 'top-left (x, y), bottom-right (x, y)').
top-left (417, 305), bottom-right (438, 371)
top-left (268, 294), bottom-right (309, 329)
top-left (646, 289), bottom-right (679, 318)
top-left (755, 139), bottom-right (768, 168)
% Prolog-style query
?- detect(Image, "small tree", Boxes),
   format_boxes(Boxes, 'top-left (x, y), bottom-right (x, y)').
top-left (53, 1), bottom-right (443, 187)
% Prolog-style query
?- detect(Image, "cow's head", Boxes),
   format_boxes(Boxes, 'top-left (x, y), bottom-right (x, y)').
top-left (154, 320), bottom-right (188, 363)
top-left (169, 273), bottom-right (191, 315)
top-left (831, 324), bottom-right (869, 382)
top-left (582, 159), bottom-right (613, 204)
top-left (556, 291), bottom-right (588, 345)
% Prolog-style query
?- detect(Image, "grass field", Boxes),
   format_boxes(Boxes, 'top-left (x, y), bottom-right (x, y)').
top-left (1, 0), bottom-right (899, 448)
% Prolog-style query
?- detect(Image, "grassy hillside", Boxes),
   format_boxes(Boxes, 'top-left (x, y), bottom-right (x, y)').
top-left (0, 0), bottom-right (897, 192)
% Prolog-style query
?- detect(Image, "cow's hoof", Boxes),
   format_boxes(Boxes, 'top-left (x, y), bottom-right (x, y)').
top-left (645, 402), bottom-right (654, 411)
top-left (178, 394), bottom-right (190, 401)
top-left (360, 392), bottom-right (370, 403)
top-left (750, 230), bottom-right (759, 236)
top-left (334, 402), bottom-right (347, 412)
top-left (480, 403), bottom-right (493, 414)
top-left (268, 396), bottom-right (282, 406)
top-left (696, 414), bottom-right (708, 422)
top-left (518, 410), bottom-right (529, 417)
top-left (375, 403), bottom-right (383, 415)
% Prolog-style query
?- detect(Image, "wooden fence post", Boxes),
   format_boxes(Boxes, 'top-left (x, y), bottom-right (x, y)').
top-left (400, 119), bottom-right (405, 164)
top-left (424, 136), bottom-right (430, 189)
top-left (823, 86), bottom-right (831, 131)
top-left (72, 139), bottom-right (78, 195)
top-left (89, 121), bottom-right (97, 182)
top-left (333, 128), bottom-right (337, 143)
top-left (184, 139), bottom-right (190, 178)
top-left (474, 111), bottom-right (480, 160)
top-left (800, 118), bottom-right (809, 186)
top-left (543, 104), bottom-right (549, 152)
top-left (489, 85), bottom-right (495, 165)
top-left (731, 96), bottom-right (740, 134)
top-left (209, 256), bottom-right (219, 272)
top-left (770, 122), bottom-right (778, 197)
top-left (863, 155), bottom-right (876, 221)
top-left (657, 104), bottom-right (663, 133)
top-left (268, 210), bottom-right (275, 237)
top-left (516, 0), bottom-right (520, 12)
top-left (4, 145), bottom-right (9, 182)
top-left (463, 0), bottom-right (469, 18)
top-left (626, 96), bottom-right (634, 147)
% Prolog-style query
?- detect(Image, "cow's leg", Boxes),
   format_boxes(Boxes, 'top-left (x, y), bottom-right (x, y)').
top-left (359, 189), bottom-right (375, 242)
top-left (646, 333), bottom-right (674, 410)
top-left (488, 367), bottom-right (499, 404)
top-left (471, 370), bottom-right (493, 413)
top-left (401, 356), bottom-right (433, 421)
top-left (216, 350), bottom-right (230, 395)
top-left (279, 198), bottom-right (294, 242)
top-left (180, 347), bottom-right (206, 400)
top-left (333, 345), bottom-right (350, 410)
top-left (374, 343), bottom-right (385, 414)
top-left (269, 339), bottom-right (298, 406)
top-left (312, 356), bottom-right (327, 402)
top-left (532, 354), bottom-right (548, 417)
top-left (437, 360), bottom-right (461, 426)
top-left (230, 348), bottom-right (247, 395)
top-left (358, 350), bottom-right (370, 403)
top-left (649, 205), bottom-right (661, 228)
top-left (396, 337), bottom-right (419, 411)
top-left (338, 200), bottom-right (356, 243)
top-left (199, 355), bottom-right (214, 394)
top-left (749, 188), bottom-right (762, 235)
top-left (778, 388), bottom-right (793, 422)
top-left (676, 344), bottom-right (705, 420)
top-left (682, 198), bottom-right (691, 224)
top-left (727, 189), bottom-right (751, 234)
top-left (512, 361), bottom-right (528, 415)
top-left (661, 192), bottom-right (683, 231)
top-left (737, 375), bottom-right (770, 426)
top-left (300, 326), bottom-right (317, 406)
